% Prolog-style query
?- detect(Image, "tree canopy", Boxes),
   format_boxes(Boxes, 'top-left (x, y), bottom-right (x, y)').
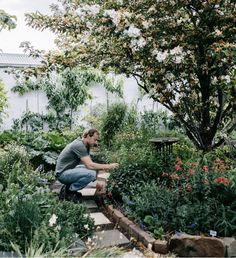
top-left (0, 9), bottom-right (16, 32)
top-left (26, 0), bottom-right (236, 151)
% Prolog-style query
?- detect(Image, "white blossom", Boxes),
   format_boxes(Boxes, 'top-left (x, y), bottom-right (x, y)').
top-left (130, 37), bottom-right (146, 51)
top-left (123, 11), bottom-right (132, 19)
top-left (152, 49), bottom-right (168, 62)
top-left (36, 187), bottom-right (45, 194)
top-left (142, 20), bottom-right (150, 29)
top-left (214, 29), bottom-right (222, 36)
top-left (88, 4), bottom-right (100, 15)
top-left (124, 24), bottom-right (141, 38)
top-left (86, 21), bottom-right (93, 29)
top-left (49, 214), bottom-right (58, 227)
top-left (104, 9), bottom-right (121, 27)
top-left (77, 4), bottom-right (100, 16)
top-left (212, 76), bottom-right (218, 85)
top-left (170, 46), bottom-right (183, 55)
top-left (222, 75), bottom-right (231, 83)
top-left (174, 55), bottom-right (184, 64)
top-left (84, 224), bottom-right (89, 230)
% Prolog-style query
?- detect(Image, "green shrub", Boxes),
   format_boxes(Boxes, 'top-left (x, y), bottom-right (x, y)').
top-left (100, 102), bottom-right (127, 147)
top-left (0, 144), bottom-right (38, 189)
top-left (123, 181), bottom-right (179, 232)
top-left (0, 190), bottom-right (95, 252)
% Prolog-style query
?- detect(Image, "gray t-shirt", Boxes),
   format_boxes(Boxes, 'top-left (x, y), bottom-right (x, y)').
top-left (56, 139), bottom-right (89, 176)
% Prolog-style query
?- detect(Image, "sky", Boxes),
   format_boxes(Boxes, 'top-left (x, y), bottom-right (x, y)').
top-left (0, 0), bottom-right (57, 54)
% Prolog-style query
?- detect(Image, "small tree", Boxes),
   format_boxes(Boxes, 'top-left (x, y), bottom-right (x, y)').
top-left (12, 66), bottom-right (123, 130)
top-left (26, 0), bottom-right (236, 152)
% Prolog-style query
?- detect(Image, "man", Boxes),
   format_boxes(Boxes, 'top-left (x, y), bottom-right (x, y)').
top-left (56, 128), bottom-right (119, 201)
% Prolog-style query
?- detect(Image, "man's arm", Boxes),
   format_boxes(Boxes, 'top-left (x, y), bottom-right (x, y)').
top-left (81, 155), bottom-right (119, 171)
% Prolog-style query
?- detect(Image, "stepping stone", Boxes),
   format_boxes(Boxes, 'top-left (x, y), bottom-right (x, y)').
top-left (88, 229), bottom-right (130, 248)
top-left (78, 188), bottom-right (96, 199)
top-left (83, 200), bottom-right (99, 212)
top-left (50, 180), bottom-right (63, 190)
top-left (90, 212), bottom-right (113, 230)
top-left (52, 188), bottom-right (60, 194)
top-left (52, 186), bottom-right (97, 197)
top-left (97, 172), bottom-right (110, 182)
top-left (87, 180), bottom-right (106, 189)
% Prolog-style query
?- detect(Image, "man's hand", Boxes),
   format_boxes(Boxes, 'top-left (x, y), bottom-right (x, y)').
top-left (109, 163), bottom-right (119, 170)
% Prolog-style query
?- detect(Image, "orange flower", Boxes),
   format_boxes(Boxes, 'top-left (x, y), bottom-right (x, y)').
top-left (176, 157), bottom-right (183, 166)
top-left (107, 191), bottom-right (113, 198)
top-left (175, 165), bottom-right (182, 171)
top-left (186, 184), bottom-right (192, 191)
top-left (214, 177), bottom-right (229, 187)
top-left (161, 172), bottom-right (169, 177)
top-left (188, 169), bottom-right (195, 175)
top-left (171, 173), bottom-right (180, 180)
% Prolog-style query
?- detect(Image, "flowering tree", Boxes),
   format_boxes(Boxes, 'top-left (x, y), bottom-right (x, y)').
top-left (26, 0), bottom-right (236, 151)
top-left (0, 9), bottom-right (16, 32)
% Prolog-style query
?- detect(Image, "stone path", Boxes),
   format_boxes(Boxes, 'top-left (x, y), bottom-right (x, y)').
top-left (51, 172), bottom-right (132, 251)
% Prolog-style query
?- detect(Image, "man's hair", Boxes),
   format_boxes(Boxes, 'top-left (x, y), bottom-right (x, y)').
top-left (83, 128), bottom-right (99, 138)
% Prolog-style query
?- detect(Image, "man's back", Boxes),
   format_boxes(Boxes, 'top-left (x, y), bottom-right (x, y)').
top-left (56, 139), bottom-right (88, 176)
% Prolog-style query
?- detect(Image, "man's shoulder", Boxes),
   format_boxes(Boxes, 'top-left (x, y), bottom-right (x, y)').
top-left (71, 139), bottom-right (85, 148)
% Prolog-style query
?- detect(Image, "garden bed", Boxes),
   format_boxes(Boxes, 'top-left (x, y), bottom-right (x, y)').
top-left (103, 203), bottom-right (235, 257)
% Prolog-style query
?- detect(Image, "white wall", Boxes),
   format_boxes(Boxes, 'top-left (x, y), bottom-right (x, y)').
top-left (0, 69), bottom-right (48, 130)
top-left (0, 70), bottom-right (165, 130)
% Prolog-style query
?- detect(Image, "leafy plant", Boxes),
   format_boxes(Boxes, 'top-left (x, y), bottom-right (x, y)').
top-left (101, 102), bottom-right (127, 147)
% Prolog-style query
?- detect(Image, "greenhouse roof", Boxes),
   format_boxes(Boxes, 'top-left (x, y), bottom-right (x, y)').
top-left (0, 53), bottom-right (41, 68)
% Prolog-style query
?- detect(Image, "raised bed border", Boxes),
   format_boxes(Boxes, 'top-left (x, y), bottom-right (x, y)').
top-left (104, 204), bottom-right (168, 254)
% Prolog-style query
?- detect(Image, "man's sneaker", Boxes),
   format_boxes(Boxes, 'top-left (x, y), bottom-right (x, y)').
top-left (59, 185), bottom-right (67, 200)
top-left (59, 184), bottom-right (83, 202)
top-left (65, 187), bottom-right (83, 202)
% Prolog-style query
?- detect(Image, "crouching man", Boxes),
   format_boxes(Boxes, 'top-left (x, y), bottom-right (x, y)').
top-left (56, 128), bottom-right (119, 201)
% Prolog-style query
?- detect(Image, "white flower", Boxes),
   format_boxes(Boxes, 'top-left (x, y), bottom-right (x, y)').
top-left (212, 76), bottom-right (218, 85)
top-left (77, 4), bottom-right (100, 16)
top-left (152, 49), bottom-right (168, 62)
top-left (174, 55), bottom-right (183, 64)
top-left (84, 224), bottom-right (89, 230)
top-left (215, 29), bottom-right (222, 36)
top-left (142, 20), bottom-right (150, 29)
top-left (36, 187), bottom-right (45, 194)
top-left (170, 46), bottom-right (183, 55)
top-left (123, 11), bottom-right (132, 18)
top-left (130, 37), bottom-right (146, 51)
top-left (124, 24), bottom-right (141, 38)
top-left (104, 9), bottom-right (121, 26)
top-left (49, 214), bottom-right (58, 227)
top-left (88, 4), bottom-right (100, 15)
top-left (224, 75), bottom-right (231, 83)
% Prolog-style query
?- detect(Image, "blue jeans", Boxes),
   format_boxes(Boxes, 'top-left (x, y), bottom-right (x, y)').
top-left (57, 165), bottom-right (96, 191)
